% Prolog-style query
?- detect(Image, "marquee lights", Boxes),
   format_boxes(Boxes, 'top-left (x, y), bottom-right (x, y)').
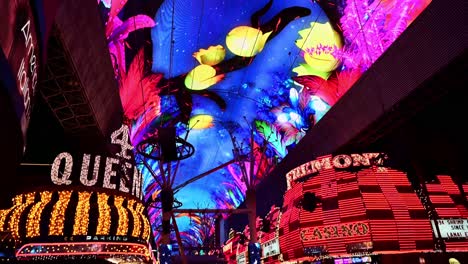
top-left (138, 203), bottom-right (150, 240)
top-left (52, 154), bottom-right (142, 195)
top-left (425, 175), bottom-right (468, 251)
top-left (0, 209), bottom-right (13, 231)
top-left (132, 169), bottom-right (142, 199)
top-left (16, 242), bottom-right (150, 260)
top-left (9, 192), bottom-right (35, 239)
top-left (96, 193), bottom-right (111, 235)
top-left (0, 190), bottom-right (150, 243)
top-left (127, 200), bottom-right (141, 238)
top-left (73, 191), bottom-right (91, 235)
top-left (26, 191), bottom-right (52, 237)
top-left (13, 194), bottom-right (24, 205)
top-left (0, 196), bottom-right (25, 233)
top-left (49, 190), bottom-right (72, 236)
top-left (114, 196), bottom-right (129, 236)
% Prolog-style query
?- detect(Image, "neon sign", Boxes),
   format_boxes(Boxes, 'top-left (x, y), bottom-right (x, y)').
top-left (50, 125), bottom-right (142, 199)
top-left (300, 222), bottom-right (370, 242)
top-left (286, 153), bottom-right (380, 189)
top-left (16, 242), bottom-right (150, 260)
top-left (0, 0), bottom-right (40, 142)
top-left (17, 19), bottom-right (38, 129)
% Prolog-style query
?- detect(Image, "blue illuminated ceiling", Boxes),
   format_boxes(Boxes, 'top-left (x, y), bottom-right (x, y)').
top-left (144, 0), bottom-right (330, 234)
top-left (99, 0), bottom-right (430, 241)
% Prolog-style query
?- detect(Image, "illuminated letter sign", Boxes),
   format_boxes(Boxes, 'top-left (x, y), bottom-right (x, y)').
top-left (18, 19), bottom-right (38, 124)
top-left (51, 152), bottom-right (73, 185)
top-left (103, 157), bottom-right (119, 189)
top-left (50, 125), bottom-right (142, 199)
top-left (300, 222), bottom-right (370, 242)
top-left (80, 154), bottom-right (100, 186)
top-left (332, 154), bottom-right (352, 169)
top-left (286, 153), bottom-right (380, 189)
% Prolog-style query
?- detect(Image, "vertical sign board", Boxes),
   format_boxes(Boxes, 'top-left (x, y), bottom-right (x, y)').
top-left (0, 0), bottom-right (40, 146)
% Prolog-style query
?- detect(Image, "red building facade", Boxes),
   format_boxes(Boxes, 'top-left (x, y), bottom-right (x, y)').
top-left (278, 154), bottom-right (467, 262)
top-left (426, 175), bottom-right (468, 251)
top-left (224, 153), bottom-right (467, 263)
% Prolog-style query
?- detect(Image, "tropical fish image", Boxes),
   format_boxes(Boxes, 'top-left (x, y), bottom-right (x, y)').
top-left (225, 26), bottom-right (272, 57)
top-left (193, 45), bottom-right (226, 66)
top-left (184, 64), bottom-right (224, 90)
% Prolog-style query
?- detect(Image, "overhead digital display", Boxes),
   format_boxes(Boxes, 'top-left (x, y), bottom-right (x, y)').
top-left (97, 0), bottom-right (431, 243)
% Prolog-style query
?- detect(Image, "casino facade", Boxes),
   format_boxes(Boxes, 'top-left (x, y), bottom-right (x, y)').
top-left (0, 124), bottom-right (155, 263)
top-left (223, 153), bottom-right (468, 263)
top-left (0, 186), bottom-right (153, 263)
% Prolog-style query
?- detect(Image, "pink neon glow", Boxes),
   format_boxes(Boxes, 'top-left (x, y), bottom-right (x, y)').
top-left (293, 69), bottom-right (361, 106)
top-left (120, 49), bottom-right (162, 120)
top-left (17, 242), bottom-right (150, 258)
top-left (338, 0), bottom-right (431, 71)
top-left (105, 0), bottom-right (155, 79)
top-left (119, 49), bottom-right (163, 140)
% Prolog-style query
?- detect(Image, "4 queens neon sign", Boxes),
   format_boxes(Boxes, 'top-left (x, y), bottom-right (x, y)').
top-left (286, 153), bottom-right (383, 189)
top-left (50, 125), bottom-right (142, 199)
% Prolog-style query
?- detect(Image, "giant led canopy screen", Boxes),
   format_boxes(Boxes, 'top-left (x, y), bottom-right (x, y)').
top-left (98, 0), bottom-right (431, 244)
